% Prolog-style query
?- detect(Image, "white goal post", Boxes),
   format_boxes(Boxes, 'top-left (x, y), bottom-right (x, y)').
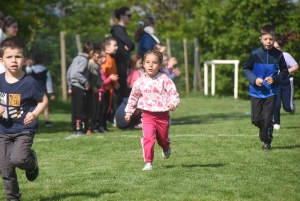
top-left (204, 60), bottom-right (240, 99)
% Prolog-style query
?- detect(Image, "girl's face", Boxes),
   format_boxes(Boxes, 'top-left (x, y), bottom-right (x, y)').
top-left (97, 52), bottom-right (107, 65)
top-left (135, 59), bottom-right (142, 70)
top-left (162, 56), bottom-right (168, 67)
top-left (274, 42), bottom-right (282, 51)
top-left (5, 22), bottom-right (18, 37)
top-left (143, 53), bottom-right (161, 78)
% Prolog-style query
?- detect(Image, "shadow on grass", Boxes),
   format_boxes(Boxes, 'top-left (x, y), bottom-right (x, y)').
top-left (164, 163), bottom-right (226, 169)
top-left (273, 145), bottom-right (300, 150)
top-left (181, 163), bottom-right (226, 168)
top-left (283, 126), bottom-right (300, 129)
top-left (39, 190), bottom-right (116, 201)
top-left (172, 113), bottom-right (249, 125)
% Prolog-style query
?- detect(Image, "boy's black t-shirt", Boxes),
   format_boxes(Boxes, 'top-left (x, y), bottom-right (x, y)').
top-left (0, 73), bottom-right (45, 134)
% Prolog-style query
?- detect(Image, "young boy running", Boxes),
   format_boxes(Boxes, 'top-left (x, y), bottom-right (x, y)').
top-left (0, 38), bottom-right (48, 200)
top-left (243, 25), bottom-right (289, 150)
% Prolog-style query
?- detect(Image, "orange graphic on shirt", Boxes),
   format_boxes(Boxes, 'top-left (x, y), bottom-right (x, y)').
top-left (9, 94), bottom-right (21, 106)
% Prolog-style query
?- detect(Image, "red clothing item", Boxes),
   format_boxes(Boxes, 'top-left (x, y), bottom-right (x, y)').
top-left (141, 111), bottom-right (171, 163)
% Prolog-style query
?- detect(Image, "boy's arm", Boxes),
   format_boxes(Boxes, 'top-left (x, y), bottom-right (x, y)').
top-left (75, 60), bottom-right (89, 87)
top-left (24, 94), bottom-right (48, 125)
top-left (46, 71), bottom-right (54, 94)
top-left (243, 53), bottom-right (257, 85)
top-left (67, 66), bottom-right (72, 90)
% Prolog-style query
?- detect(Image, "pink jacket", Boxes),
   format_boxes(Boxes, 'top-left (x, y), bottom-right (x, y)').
top-left (127, 69), bottom-right (142, 88)
top-left (99, 68), bottom-right (112, 92)
top-left (125, 73), bottom-right (180, 114)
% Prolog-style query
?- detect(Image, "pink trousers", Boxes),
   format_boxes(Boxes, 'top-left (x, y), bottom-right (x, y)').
top-left (141, 111), bottom-right (171, 162)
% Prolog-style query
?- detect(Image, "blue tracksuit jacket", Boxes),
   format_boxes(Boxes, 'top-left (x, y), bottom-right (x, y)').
top-left (243, 45), bottom-right (289, 98)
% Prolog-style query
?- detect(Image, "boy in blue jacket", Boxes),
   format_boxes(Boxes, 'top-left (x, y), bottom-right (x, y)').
top-left (243, 25), bottom-right (289, 150)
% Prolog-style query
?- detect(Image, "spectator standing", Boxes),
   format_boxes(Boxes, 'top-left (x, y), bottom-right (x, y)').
top-left (134, 17), bottom-right (159, 54)
top-left (110, 6), bottom-right (135, 109)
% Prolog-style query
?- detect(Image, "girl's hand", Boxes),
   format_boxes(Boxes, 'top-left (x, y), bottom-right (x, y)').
top-left (125, 45), bottom-right (129, 51)
top-left (168, 57), bottom-right (177, 67)
top-left (68, 89), bottom-right (72, 94)
top-left (173, 68), bottom-right (181, 76)
top-left (168, 104), bottom-right (176, 111)
top-left (125, 114), bottom-right (131, 122)
top-left (24, 112), bottom-right (37, 125)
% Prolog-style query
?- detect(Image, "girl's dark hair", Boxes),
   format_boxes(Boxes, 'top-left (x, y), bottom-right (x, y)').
top-left (276, 30), bottom-right (299, 48)
top-left (127, 54), bottom-right (142, 70)
top-left (110, 7), bottom-right (130, 25)
top-left (0, 12), bottom-right (5, 30)
top-left (3, 16), bottom-right (17, 32)
top-left (82, 41), bottom-right (95, 54)
top-left (34, 53), bottom-right (45, 64)
top-left (134, 16), bottom-right (156, 42)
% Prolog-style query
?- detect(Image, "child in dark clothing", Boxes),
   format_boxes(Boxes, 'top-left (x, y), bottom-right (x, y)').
top-left (26, 53), bottom-right (55, 127)
top-left (0, 38), bottom-right (48, 200)
top-left (243, 25), bottom-right (289, 150)
top-left (86, 47), bottom-right (103, 134)
top-left (67, 41), bottom-right (95, 135)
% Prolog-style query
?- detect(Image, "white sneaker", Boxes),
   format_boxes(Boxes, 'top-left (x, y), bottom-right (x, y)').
top-left (162, 148), bottom-right (172, 159)
top-left (142, 163), bottom-right (153, 171)
top-left (273, 124), bottom-right (280, 130)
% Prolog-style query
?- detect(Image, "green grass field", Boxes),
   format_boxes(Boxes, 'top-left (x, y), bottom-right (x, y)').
top-left (1, 96), bottom-right (299, 201)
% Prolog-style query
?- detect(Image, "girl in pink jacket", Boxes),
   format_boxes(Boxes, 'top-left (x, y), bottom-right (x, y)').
top-left (125, 50), bottom-right (180, 171)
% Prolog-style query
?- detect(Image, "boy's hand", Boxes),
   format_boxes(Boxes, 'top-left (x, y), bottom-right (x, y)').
top-left (110, 74), bottom-right (119, 81)
top-left (49, 94), bottom-right (56, 101)
top-left (125, 45), bottom-right (129, 51)
top-left (125, 114), bottom-right (131, 122)
top-left (24, 112), bottom-right (37, 125)
top-left (26, 59), bottom-right (33, 67)
top-left (85, 83), bottom-right (90, 90)
top-left (265, 77), bottom-right (273, 85)
top-left (168, 104), bottom-right (176, 111)
top-left (0, 106), bottom-right (5, 117)
top-left (255, 78), bottom-right (263, 86)
top-left (93, 87), bottom-right (98, 94)
top-left (168, 57), bottom-right (177, 67)
top-left (68, 89), bottom-right (72, 94)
